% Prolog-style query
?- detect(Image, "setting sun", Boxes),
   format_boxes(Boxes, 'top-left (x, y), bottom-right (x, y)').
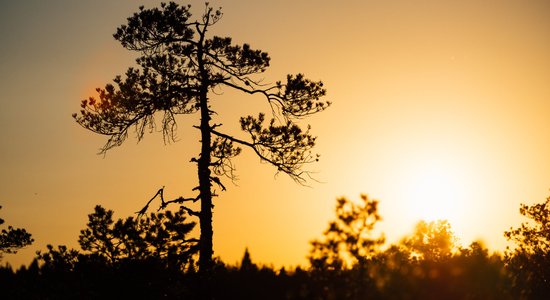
top-left (403, 163), bottom-right (465, 222)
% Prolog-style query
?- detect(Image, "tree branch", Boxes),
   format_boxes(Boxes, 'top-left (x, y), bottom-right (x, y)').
top-left (210, 129), bottom-right (310, 184)
top-left (137, 187), bottom-right (200, 217)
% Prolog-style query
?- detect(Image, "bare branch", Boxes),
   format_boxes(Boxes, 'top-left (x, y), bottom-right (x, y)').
top-left (136, 187), bottom-right (164, 215)
top-left (180, 206), bottom-right (201, 217)
top-left (210, 176), bottom-right (226, 191)
top-left (137, 187), bottom-right (200, 217)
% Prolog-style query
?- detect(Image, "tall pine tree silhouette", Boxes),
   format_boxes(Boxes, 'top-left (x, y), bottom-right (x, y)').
top-left (74, 2), bottom-right (329, 272)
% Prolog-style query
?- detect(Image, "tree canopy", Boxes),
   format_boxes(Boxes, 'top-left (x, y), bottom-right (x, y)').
top-left (0, 206), bottom-right (33, 260)
top-left (505, 196), bottom-right (550, 299)
top-left (400, 219), bottom-right (459, 261)
top-left (78, 205), bottom-right (197, 269)
top-left (309, 195), bottom-right (385, 270)
top-left (505, 196), bottom-right (550, 255)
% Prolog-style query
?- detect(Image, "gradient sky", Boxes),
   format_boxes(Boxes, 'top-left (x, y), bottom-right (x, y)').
top-left (1, 0), bottom-right (550, 268)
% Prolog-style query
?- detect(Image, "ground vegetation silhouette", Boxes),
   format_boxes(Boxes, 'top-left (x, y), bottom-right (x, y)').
top-left (36, 205), bottom-right (198, 270)
top-left (3, 196), bottom-right (550, 299)
top-left (73, 2), bottom-right (329, 275)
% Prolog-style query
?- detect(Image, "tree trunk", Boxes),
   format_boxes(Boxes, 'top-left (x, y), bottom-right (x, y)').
top-left (198, 92), bottom-right (213, 273)
top-left (197, 78), bottom-right (214, 300)
top-left (196, 32), bottom-right (214, 273)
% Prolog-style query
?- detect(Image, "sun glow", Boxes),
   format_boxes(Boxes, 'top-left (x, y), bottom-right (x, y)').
top-left (399, 159), bottom-right (469, 223)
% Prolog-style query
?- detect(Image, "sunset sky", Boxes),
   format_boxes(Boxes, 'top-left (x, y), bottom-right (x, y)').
top-left (1, 0), bottom-right (550, 268)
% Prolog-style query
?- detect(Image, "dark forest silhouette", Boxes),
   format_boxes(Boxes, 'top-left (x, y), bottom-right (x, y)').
top-left (2, 196), bottom-right (550, 299)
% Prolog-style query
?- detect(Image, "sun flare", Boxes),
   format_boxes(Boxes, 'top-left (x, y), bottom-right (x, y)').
top-left (408, 170), bottom-right (460, 221)
top-left (400, 159), bottom-right (468, 223)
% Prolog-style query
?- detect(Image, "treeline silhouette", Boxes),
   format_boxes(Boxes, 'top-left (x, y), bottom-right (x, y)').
top-left (1, 195), bottom-right (550, 299)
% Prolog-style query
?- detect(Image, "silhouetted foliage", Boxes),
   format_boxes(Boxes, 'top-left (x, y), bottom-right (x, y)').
top-left (454, 242), bottom-right (512, 299)
top-left (21, 247), bottom-right (194, 299)
top-left (73, 1), bottom-right (329, 273)
top-left (362, 241), bottom-right (511, 300)
top-left (0, 205), bottom-right (33, 260)
top-left (2, 205), bottom-right (200, 299)
top-left (36, 245), bottom-right (80, 272)
top-left (6, 195), bottom-right (550, 299)
top-left (309, 195), bottom-right (384, 271)
top-left (505, 197), bottom-right (550, 254)
top-left (239, 247), bottom-right (257, 272)
top-left (400, 219), bottom-right (459, 261)
top-left (78, 205), bottom-right (198, 270)
top-left (505, 196), bottom-right (550, 299)
top-left (32, 205), bottom-right (198, 275)
top-left (306, 196), bottom-right (514, 299)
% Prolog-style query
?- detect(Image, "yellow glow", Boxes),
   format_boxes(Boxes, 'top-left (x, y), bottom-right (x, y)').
top-left (403, 164), bottom-right (465, 222)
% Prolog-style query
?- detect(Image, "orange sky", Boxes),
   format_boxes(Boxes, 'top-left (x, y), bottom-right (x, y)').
top-left (1, 0), bottom-right (550, 268)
